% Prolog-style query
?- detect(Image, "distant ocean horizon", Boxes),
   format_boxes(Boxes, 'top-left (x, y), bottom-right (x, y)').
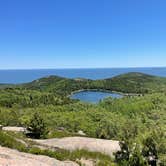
top-left (0, 67), bottom-right (166, 84)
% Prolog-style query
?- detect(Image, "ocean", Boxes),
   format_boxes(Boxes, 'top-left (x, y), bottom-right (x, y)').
top-left (0, 67), bottom-right (166, 84)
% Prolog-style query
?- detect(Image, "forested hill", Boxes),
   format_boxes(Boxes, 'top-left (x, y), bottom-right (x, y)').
top-left (21, 75), bottom-right (93, 95)
top-left (101, 72), bottom-right (166, 94)
top-left (19, 72), bottom-right (166, 95)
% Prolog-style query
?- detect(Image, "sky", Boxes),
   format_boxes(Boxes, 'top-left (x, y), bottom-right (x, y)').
top-left (0, 0), bottom-right (166, 69)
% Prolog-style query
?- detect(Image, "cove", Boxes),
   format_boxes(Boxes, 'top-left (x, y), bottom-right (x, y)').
top-left (70, 90), bottom-right (123, 103)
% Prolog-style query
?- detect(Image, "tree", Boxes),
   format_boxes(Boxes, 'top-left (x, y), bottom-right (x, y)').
top-left (26, 112), bottom-right (48, 139)
top-left (115, 141), bottom-right (130, 164)
top-left (96, 120), bottom-right (111, 139)
top-left (129, 144), bottom-right (147, 166)
top-left (115, 142), bottom-right (147, 166)
top-left (142, 136), bottom-right (158, 166)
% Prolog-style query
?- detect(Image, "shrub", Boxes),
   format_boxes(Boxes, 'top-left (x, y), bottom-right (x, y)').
top-left (26, 112), bottom-right (48, 139)
top-left (0, 131), bottom-right (27, 152)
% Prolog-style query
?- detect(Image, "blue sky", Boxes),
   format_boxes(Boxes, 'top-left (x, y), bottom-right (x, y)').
top-left (0, 0), bottom-right (165, 69)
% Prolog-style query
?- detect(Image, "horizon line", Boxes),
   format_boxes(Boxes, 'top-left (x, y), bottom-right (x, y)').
top-left (0, 66), bottom-right (166, 70)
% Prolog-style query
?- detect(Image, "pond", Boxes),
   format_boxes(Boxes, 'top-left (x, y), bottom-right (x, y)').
top-left (70, 90), bottom-right (123, 103)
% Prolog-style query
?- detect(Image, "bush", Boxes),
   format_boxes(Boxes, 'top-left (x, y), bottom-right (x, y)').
top-left (26, 112), bottom-right (48, 139)
top-left (0, 131), bottom-right (27, 152)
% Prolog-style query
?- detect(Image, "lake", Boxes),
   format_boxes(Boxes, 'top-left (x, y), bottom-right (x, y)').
top-left (0, 67), bottom-right (166, 84)
top-left (70, 90), bottom-right (123, 103)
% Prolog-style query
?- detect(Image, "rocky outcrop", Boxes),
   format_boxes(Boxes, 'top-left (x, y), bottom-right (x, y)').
top-left (0, 146), bottom-right (78, 166)
top-left (2, 126), bottom-right (26, 132)
top-left (34, 137), bottom-right (120, 157)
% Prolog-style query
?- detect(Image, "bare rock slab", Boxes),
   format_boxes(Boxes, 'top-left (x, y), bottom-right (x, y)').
top-left (0, 146), bottom-right (78, 166)
top-left (34, 137), bottom-right (120, 157)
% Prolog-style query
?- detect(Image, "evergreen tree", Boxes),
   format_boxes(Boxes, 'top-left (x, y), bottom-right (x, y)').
top-left (27, 112), bottom-right (48, 139)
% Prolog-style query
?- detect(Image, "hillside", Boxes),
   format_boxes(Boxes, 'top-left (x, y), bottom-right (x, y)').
top-left (21, 75), bottom-right (92, 95)
top-left (102, 72), bottom-right (166, 94)
top-left (21, 72), bottom-right (166, 95)
top-left (1, 72), bottom-right (166, 108)
top-left (0, 72), bottom-right (165, 165)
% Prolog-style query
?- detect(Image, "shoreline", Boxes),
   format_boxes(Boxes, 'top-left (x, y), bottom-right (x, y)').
top-left (68, 89), bottom-right (141, 98)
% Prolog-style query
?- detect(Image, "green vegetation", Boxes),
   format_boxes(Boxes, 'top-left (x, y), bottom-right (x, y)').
top-left (20, 72), bottom-right (166, 94)
top-left (102, 72), bottom-right (166, 94)
top-left (25, 112), bottom-right (48, 138)
top-left (0, 72), bottom-right (166, 165)
top-left (0, 131), bottom-right (27, 152)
